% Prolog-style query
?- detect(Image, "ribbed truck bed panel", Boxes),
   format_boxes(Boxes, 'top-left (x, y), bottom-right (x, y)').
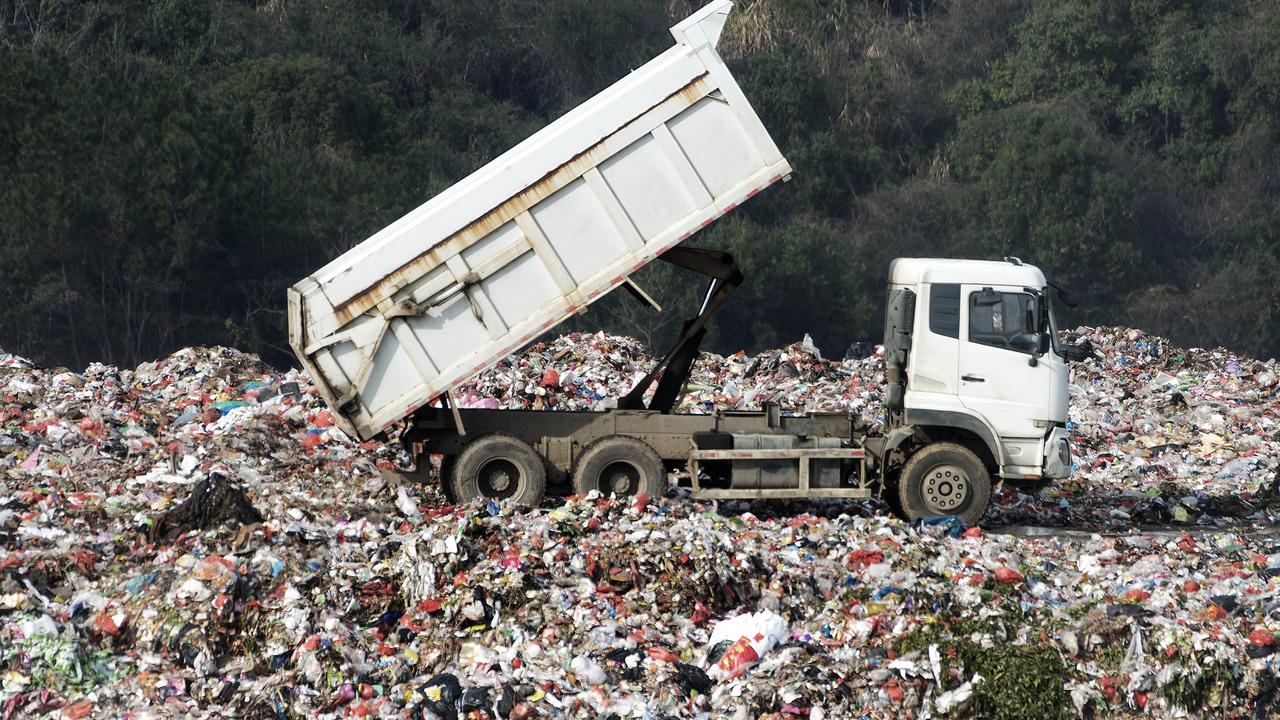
top-left (288, 1), bottom-right (791, 440)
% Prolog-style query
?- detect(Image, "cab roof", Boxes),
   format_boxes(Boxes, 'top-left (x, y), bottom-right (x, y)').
top-left (888, 258), bottom-right (1048, 288)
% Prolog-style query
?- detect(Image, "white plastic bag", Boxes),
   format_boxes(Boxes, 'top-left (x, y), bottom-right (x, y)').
top-left (707, 610), bottom-right (789, 680)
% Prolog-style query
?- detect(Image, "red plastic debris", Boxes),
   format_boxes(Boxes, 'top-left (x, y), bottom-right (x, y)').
top-left (93, 611), bottom-right (125, 637)
top-left (994, 566), bottom-right (1024, 584)
top-left (647, 646), bottom-right (678, 663)
top-left (1250, 627), bottom-right (1276, 647)
top-left (884, 680), bottom-right (904, 703)
top-left (846, 549), bottom-right (885, 569)
top-left (715, 637), bottom-right (759, 678)
top-left (690, 600), bottom-right (713, 625)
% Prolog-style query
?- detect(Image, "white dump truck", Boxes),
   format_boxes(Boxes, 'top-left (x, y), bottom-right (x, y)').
top-left (288, 0), bottom-right (1084, 523)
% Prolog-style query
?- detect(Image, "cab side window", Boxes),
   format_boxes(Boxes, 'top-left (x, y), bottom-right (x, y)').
top-left (968, 291), bottom-right (1037, 353)
top-left (929, 284), bottom-right (960, 339)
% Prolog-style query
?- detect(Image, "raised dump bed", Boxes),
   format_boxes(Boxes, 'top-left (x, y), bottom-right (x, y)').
top-left (288, 0), bottom-right (791, 440)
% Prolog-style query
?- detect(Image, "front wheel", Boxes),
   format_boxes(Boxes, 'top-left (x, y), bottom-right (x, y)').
top-left (897, 442), bottom-right (992, 525)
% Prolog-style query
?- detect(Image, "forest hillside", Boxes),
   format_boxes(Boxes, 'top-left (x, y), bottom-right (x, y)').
top-left (2, 0), bottom-right (1278, 368)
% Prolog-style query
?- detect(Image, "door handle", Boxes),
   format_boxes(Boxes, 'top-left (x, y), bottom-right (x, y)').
top-left (961, 374), bottom-right (985, 382)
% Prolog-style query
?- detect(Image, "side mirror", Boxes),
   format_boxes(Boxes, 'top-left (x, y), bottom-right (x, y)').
top-left (1023, 296), bottom-right (1048, 360)
top-left (1031, 297), bottom-right (1050, 354)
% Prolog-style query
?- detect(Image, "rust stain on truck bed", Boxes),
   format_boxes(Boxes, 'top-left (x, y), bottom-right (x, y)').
top-left (332, 74), bottom-right (714, 327)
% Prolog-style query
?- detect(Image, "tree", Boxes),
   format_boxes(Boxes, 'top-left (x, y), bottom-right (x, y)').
top-left (3, 0), bottom-right (1280, 368)
top-left (948, 105), bottom-right (1142, 318)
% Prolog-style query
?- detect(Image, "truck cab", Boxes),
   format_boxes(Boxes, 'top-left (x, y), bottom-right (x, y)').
top-left (879, 257), bottom-right (1072, 520)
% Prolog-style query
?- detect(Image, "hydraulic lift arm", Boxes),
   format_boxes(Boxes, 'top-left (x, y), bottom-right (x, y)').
top-left (618, 247), bottom-right (742, 413)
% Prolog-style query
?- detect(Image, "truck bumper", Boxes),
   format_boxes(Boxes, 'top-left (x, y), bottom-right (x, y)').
top-left (1041, 426), bottom-right (1072, 479)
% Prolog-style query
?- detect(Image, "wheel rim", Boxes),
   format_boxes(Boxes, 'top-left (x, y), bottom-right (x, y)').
top-left (477, 458), bottom-right (522, 499)
top-left (599, 460), bottom-right (641, 496)
top-left (922, 463), bottom-right (970, 515)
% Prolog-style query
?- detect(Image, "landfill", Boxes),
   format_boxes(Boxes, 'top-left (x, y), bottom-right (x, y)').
top-left (1, 326), bottom-right (1278, 718)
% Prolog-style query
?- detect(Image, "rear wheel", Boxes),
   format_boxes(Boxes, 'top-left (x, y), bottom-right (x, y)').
top-left (571, 436), bottom-right (666, 498)
top-left (439, 457), bottom-right (458, 503)
top-left (448, 434), bottom-right (547, 506)
top-left (897, 442), bottom-right (991, 525)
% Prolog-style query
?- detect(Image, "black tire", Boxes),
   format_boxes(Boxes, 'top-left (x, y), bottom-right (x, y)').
top-left (571, 435), bottom-right (666, 498)
top-left (439, 457), bottom-right (458, 504)
top-left (448, 434), bottom-right (547, 506)
top-left (897, 442), bottom-right (992, 525)
top-left (882, 474), bottom-right (907, 521)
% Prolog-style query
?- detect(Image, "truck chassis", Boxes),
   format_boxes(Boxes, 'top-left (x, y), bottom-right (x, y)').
top-left (407, 406), bottom-right (875, 501)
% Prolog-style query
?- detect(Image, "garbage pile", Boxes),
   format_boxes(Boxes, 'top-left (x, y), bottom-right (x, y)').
top-left (455, 331), bottom-right (883, 422)
top-left (0, 328), bottom-right (1276, 718)
top-left (991, 327), bottom-right (1280, 529)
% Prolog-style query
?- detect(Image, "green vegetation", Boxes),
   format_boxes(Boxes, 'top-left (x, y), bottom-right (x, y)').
top-left (1160, 660), bottom-right (1234, 714)
top-left (897, 617), bottom-right (1072, 720)
top-left (3, 0), bottom-right (1279, 368)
